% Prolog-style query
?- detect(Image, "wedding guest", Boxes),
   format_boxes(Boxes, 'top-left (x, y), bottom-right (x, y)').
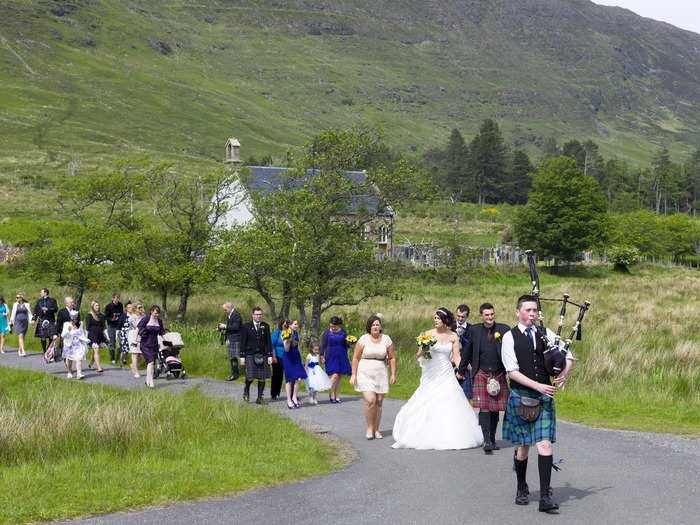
top-left (85, 300), bottom-right (107, 373)
top-left (270, 318), bottom-right (287, 400)
top-left (115, 301), bottom-right (132, 367)
top-left (10, 293), bottom-right (31, 356)
top-left (104, 293), bottom-right (123, 364)
top-left (137, 305), bottom-right (166, 388)
top-left (32, 288), bottom-right (58, 354)
top-left (460, 302), bottom-right (510, 454)
top-left (239, 307), bottom-right (273, 404)
top-left (128, 303), bottom-right (145, 377)
top-left (0, 295), bottom-right (8, 354)
top-left (454, 304), bottom-right (473, 399)
top-left (282, 319), bottom-right (307, 409)
top-left (321, 316), bottom-right (352, 403)
top-left (218, 301), bottom-right (242, 381)
top-left (305, 341), bottom-right (331, 405)
top-left (56, 297), bottom-right (78, 357)
top-left (350, 315), bottom-right (396, 440)
top-left (501, 295), bottom-right (574, 513)
top-left (61, 310), bottom-right (87, 379)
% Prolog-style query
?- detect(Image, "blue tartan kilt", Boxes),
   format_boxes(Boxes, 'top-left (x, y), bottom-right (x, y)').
top-left (502, 387), bottom-right (556, 446)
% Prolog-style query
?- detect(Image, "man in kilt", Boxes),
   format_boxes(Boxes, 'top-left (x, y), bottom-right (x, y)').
top-left (239, 307), bottom-right (273, 404)
top-left (32, 288), bottom-right (58, 356)
top-left (501, 295), bottom-right (574, 513)
top-left (460, 303), bottom-right (510, 454)
top-left (219, 301), bottom-right (242, 381)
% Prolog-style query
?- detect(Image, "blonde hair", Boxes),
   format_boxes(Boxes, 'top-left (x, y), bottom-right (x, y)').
top-left (90, 300), bottom-right (101, 320)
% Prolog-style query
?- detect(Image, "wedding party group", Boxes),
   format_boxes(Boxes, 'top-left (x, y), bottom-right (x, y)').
top-left (392, 296), bottom-right (574, 514)
top-left (5, 289), bottom-right (168, 388)
top-left (219, 294), bottom-right (574, 514)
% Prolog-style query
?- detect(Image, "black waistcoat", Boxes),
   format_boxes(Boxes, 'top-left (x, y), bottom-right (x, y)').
top-left (510, 326), bottom-right (551, 390)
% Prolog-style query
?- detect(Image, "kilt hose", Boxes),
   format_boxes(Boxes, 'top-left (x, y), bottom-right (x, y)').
top-left (502, 387), bottom-right (556, 446)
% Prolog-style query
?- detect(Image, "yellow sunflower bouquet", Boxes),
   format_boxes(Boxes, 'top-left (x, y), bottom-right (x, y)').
top-left (416, 332), bottom-right (437, 359)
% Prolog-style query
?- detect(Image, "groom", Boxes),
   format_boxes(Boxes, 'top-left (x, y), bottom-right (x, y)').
top-left (460, 302), bottom-right (510, 454)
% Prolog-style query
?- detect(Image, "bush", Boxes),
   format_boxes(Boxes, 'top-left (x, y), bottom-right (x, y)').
top-left (608, 245), bottom-right (640, 272)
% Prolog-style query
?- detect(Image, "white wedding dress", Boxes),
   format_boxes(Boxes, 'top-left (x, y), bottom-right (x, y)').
top-left (392, 341), bottom-right (484, 450)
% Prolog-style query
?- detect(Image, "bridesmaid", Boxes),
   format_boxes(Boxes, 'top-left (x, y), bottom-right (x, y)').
top-left (0, 295), bottom-right (8, 353)
top-left (282, 319), bottom-right (307, 408)
top-left (321, 316), bottom-right (352, 403)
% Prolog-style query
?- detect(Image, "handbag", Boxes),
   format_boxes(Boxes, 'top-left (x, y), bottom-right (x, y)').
top-left (518, 396), bottom-right (541, 422)
top-left (253, 353), bottom-right (265, 366)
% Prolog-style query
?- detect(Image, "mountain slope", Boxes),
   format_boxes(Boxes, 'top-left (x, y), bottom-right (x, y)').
top-left (1, 0), bottom-right (699, 178)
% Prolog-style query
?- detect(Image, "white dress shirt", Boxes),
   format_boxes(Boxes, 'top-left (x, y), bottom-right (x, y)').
top-left (501, 323), bottom-right (574, 372)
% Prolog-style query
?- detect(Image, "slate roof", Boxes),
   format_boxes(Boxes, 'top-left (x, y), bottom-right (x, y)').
top-left (242, 166), bottom-right (393, 217)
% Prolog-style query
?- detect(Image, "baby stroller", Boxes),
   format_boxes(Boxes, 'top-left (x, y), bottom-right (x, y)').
top-left (154, 332), bottom-right (186, 380)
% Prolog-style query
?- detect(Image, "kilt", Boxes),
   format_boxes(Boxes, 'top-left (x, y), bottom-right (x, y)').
top-left (227, 339), bottom-right (241, 359)
top-left (472, 370), bottom-right (509, 411)
top-left (244, 355), bottom-right (271, 380)
top-left (35, 320), bottom-right (57, 339)
top-left (502, 387), bottom-right (556, 446)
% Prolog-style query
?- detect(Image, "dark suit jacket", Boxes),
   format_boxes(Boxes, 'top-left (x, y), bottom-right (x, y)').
top-left (223, 309), bottom-right (242, 342)
top-left (240, 321), bottom-right (272, 357)
top-left (459, 322), bottom-right (510, 379)
top-left (56, 307), bottom-right (78, 335)
top-left (33, 297), bottom-right (58, 323)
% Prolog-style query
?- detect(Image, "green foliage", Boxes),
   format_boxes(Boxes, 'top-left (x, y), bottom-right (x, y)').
top-left (513, 157), bottom-right (608, 262)
top-left (607, 245), bottom-right (640, 271)
top-left (218, 126), bottom-right (419, 339)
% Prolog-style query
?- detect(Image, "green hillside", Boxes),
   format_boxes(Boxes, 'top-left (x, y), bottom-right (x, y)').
top-left (1, 0), bottom-right (699, 181)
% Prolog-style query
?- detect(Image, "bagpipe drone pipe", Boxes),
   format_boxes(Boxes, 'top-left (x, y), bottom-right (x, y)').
top-left (524, 250), bottom-right (591, 377)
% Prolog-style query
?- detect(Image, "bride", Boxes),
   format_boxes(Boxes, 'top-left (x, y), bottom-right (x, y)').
top-left (392, 307), bottom-right (484, 450)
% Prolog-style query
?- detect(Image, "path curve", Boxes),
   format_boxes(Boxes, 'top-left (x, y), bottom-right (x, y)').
top-left (1, 349), bottom-right (698, 525)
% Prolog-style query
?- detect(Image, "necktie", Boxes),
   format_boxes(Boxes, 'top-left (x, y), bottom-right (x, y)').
top-left (487, 327), bottom-right (492, 341)
top-left (254, 323), bottom-right (259, 332)
top-left (525, 327), bottom-right (535, 349)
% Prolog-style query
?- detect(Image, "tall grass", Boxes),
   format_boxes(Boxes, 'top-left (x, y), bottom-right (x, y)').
top-left (0, 367), bottom-right (340, 523)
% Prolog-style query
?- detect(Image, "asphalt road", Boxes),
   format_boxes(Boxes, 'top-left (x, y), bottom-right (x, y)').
top-left (1, 348), bottom-right (698, 525)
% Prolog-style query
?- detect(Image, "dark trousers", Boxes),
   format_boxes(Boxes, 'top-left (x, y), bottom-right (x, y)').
top-left (459, 377), bottom-right (473, 400)
top-left (270, 357), bottom-right (284, 399)
top-left (107, 326), bottom-right (118, 361)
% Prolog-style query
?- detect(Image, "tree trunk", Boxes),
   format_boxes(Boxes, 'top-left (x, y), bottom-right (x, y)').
top-left (255, 280), bottom-right (277, 322)
top-left (74, 285), bottom-right (84, 310)
top-left (176, 280), bottom-right (191, 322)
top-left (161, 289), bottom-right (168, 320)
top-left (310, 296), bottom-right (323, 344)
top-left (280, 281), bottom-right (291, 320)
top-left (296, 297), bottom-right (309, 342)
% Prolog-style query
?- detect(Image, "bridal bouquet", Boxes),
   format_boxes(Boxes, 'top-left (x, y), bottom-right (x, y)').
top-left (345, 335), bottom-right (358, 344)
top-left (416, 332), bottom-right (437, 359)
top-left (281, 329), bottom-right (293, 340)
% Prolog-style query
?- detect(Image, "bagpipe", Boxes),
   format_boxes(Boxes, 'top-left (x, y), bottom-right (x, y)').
top-left (524, 250), bottom-right (591, 377)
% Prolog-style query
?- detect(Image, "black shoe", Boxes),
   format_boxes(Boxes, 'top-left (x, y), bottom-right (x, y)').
top-left (491, 434), bottom-right (500, 450)
top-left (226, 375), bottom-right (236, 381)
top-left (539, 488), bottom-right (559, 513)
top-left (243, 392), bottom-right (249, 402)
top-left (515, 484), bottom-right (529, 505)
top-left (271, 395), bottom-right (279, 400)
top-left (255, 397), bottom-right (265, 405)
top-left (483, 439), bottom-right (494, 454)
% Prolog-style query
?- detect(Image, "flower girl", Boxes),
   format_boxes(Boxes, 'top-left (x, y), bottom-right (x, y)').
top-left (305, 342), bottom-right (332, 404)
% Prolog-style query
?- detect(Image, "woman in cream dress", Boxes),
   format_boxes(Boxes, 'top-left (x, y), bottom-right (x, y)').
top-left (350, 315), bottom-right (396, 440)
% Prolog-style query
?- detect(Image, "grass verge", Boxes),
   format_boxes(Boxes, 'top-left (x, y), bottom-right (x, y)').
top-left (0, 366), bottom-right (341, 524)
